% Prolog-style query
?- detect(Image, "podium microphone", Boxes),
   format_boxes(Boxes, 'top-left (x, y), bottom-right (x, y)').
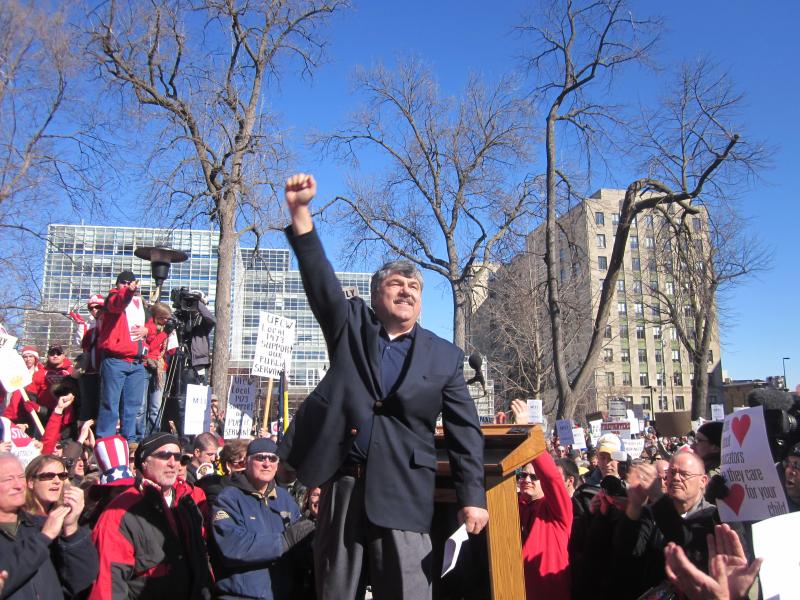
top-left (466, 352), bottom-right (486, 395)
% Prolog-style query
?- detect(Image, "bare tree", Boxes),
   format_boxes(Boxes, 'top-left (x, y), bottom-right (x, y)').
top-left (315, 58), bottom-right (536, 349)
top-left (522, 1), bottom-right (761, 419)
top-left (88, 0), bottom-right (348, 397)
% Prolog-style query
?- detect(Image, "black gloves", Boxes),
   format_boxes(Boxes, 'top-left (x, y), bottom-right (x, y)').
top-left (281, 517), bottom-right (315, 552)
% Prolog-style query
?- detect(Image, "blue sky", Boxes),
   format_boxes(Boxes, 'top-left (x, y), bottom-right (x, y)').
top-left (264, 1), bottom-right (799, 389)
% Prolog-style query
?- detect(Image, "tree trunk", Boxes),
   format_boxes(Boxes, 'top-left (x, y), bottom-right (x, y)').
top-left (690, 352), bottom-right (708, 421)
top-left (210, 192), bottom-right (236, 403)
top-left (451, 283), bottom-right (468, 351)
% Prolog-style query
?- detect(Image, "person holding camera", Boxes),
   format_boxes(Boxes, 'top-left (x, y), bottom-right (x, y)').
top-left (140, 302), bottom-right (173, 436)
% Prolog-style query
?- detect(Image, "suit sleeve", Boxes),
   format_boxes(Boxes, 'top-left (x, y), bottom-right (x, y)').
top-left (285, 226), bottom-right (350, 348)
top-left (88, 506), bottom-right (136, 600)
top-left (441, 349), bottom-right (486, 509)
top-left (211, 491), bottom-right (286, 566)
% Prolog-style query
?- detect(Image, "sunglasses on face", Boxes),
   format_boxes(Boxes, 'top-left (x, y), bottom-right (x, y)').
top-left (515, 470), bottom-right (538, 482)
top-left (47, 350), bottom-right (63, 356)
top-left (150, 451), bottom-right (182, 462)
top-left (34, 471), bottom-right (69, 482)
top-left (250, 453), bottom-right (279, 464)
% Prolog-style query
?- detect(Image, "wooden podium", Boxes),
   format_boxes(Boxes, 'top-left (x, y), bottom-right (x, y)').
top-left (433, 424), bottom-right (546, 600)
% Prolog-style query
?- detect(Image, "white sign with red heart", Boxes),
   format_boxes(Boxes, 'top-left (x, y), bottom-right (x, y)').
top-left (717, 406), bottom-right (788, 522)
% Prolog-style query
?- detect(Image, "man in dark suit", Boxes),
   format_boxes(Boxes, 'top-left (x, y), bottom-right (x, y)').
top-left (280, 173), bottom-right (488, 600)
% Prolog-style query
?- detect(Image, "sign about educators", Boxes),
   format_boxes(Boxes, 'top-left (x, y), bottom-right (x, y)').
top-left (252, 312), bottom-right (296, 379)
top-left (717, 406), bottom-right (788, 522)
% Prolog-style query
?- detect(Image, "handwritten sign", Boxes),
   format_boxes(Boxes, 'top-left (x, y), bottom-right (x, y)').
top-left (624, 438), bottom-right (645, 459)
top-left (710, 404), bottom-right (725, 421)
top-left (251, 312), bottom-right (296, 379)
top-left (527, 399), bottom-right (543, 424)
top-left (608, 398), bottom-right (627, 421)
top-left (0, 333), bottom-right (17, 354)
top-left (0, 350), bottom-right (32, 392)
top-left (601, 421), bottom-right (631, 440)
top-left (556, 420), bottom-right (574, 445)
top-left (184, 384), bottom-right (211, 435)
top-left (589, 419), bottom-right (602, 446)
top-left (571, 427), bottom-right (587, 450)
top-left (224, 376), bottom-right (256, 439)
top-left (717, 406), bottom-right (788, 522)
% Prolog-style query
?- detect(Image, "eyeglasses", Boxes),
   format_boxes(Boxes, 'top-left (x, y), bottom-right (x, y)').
top-left (250, 453), bottom-right (279, 464)
top-left (47, 349), bottom-right (63, 356)
top-left (515, 471), bottom-right (538, 482)
top-left (34, 471), bottom-right (69, 482)
top-left (89, 305), bottom-right (101, 311)
top-left (667, 468), bottom-right (704, 480)
top-left (783, 459), bottom-right (800, 473)
top-left (150, 451), bottom-right (182, 462)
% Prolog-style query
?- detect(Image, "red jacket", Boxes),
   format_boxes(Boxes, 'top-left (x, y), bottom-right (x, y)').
top-left (519, 452), bottom-right (573, 600)
top-left (97, 287), bottom-right (146, 360)
top-left (145, 319), bottom-right (169, 362)
top-left (32, 358), bottom-right (74, 411)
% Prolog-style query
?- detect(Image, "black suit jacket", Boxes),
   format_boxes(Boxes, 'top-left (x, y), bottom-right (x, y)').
top-left (278, 227), bottom-right (486, 533)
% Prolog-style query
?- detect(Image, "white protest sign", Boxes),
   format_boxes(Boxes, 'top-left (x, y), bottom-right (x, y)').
top-left (624, 438), bottom-right (645, 459)
top-left (710, 404), bottom-right (725, 421)
top-left (571, 427), bottom-right (587, 450)
top-left (184, 384), bottom-right (211, 435)
top-left (0, 350), bottom-right (32, 392)
top-left (601, 421), bottom-right (631, 440)
top-left (627, 409), bottom-right (640, 435)
top-left (608, 398), bottom-right (627, 421)
top-left (589, 420), bottom-right (602, 445)
top-left (717, 406), bottom-right (788, 522)
top-left (752, 511), bottom-right (800, 599)
top-left (224, 376), bottom-right (256, 439)
top-left (1, 417), bottom-right (40, 467)
top-left (252, 312), bottom-right (296, 379)
top-left (555, 420), bottom-right (574, 445)
top-left (527, 399), bottom-right (543, 424)
top-left (0, 332), bottom-right (17, 354)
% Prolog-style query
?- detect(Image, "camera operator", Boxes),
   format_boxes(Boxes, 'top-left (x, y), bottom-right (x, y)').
top-left (780, 442), bottom-right (800, 512)
top-left (172, 289), bottom-right (216, 385)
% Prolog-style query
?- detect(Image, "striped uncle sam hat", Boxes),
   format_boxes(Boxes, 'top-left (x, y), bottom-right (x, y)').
top-left (94, 435), bottom-right (135, 486)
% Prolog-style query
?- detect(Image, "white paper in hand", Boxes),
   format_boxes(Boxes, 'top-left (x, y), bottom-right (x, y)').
top-left (441, 524), bottom-right (470, 577)
top-left (752, 511), bottom-right (800, 600)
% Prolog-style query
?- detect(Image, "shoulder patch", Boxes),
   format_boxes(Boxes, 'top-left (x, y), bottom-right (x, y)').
top-left (213, 510), bottom-right (230, 521)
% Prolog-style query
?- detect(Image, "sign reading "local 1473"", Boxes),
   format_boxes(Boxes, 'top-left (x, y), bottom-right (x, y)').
top-left (251, 312), bottom-right (296, 379)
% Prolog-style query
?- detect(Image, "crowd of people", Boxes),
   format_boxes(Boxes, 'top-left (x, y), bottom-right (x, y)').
top-left (0, 172), bottom-right (790, 599)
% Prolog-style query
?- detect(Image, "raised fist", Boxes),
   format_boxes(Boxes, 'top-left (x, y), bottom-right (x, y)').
top-left (284, 173), bottom-right (317, 212)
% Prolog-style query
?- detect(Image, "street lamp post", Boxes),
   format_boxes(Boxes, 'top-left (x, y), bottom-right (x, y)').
top-left (783, 357), bottom-right (791, 391)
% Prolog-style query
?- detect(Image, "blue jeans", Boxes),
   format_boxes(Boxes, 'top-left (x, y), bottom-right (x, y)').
top-left (97, 358), bottom-right (147, 441)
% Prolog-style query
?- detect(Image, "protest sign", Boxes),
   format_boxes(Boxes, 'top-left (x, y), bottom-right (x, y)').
top-left (601, 421), bottom-right (631, 440)
top-left (752, 511), bottom-right (800, 599)
top-left (710, 404), bottom-right (725, 421)
top-left (0, 350), bottom-right (31, 392)
top-left (588, 420), bottom-right (602, 445)
top-left (608, 398), bottom-right (627, 421)
top-left (0, 332), bottom-right (17, 354)
top-left (224, 376), bottom-right (256, 439)
top-left (717, 406), bottom-right (788, 522)
top-left (626, 409), bottom-right (640, 435)
top-left (0, 417), bottom-right (40, 467)
top-left (184, 384), bottom-right (211, 435)
top-left (527, 399), bottom-right (543, 424)
top-left (624, 438), bottom-right (645, 459)
top-left (251, 312), bottom-right (296, 379)
top-left (571, 427), bottom-right (587, 450)
top-left (555, 420), bottom-right (574, 445)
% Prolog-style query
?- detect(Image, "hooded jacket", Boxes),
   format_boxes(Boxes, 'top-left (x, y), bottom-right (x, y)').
top-left (210, 472), bottom-right (301, 600)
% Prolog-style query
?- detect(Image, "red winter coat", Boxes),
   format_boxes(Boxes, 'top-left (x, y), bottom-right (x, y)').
top-left (0, 363), bottom-right (44, 422)
top-left (145, 319), bottom-right (169, 362)
top-left (519, 451), bottom-right (573, 600)
top-left (32, 358), bottom-right (74, 411)
top-left (97, 287), bottom-right (146, 361)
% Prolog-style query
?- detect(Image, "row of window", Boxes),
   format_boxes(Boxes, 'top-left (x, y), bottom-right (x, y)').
top-left (604, 372), bottom-right (687, 388)
top-left (603, 347), bottom-right (683, 363)
top-left (595, 211), bottom-right (702, 233)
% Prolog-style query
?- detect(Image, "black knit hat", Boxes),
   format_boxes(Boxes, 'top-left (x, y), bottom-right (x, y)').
top-left (116, 270), bottom-right (137, 285)
top-left (697, 421), bottom-right (723, 448)
top-left (134, 432), bottom-right (180, 469)
top-left (246, 438), bottom-right (277, 457)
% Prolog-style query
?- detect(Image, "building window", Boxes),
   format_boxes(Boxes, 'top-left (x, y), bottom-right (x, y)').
top-left (632, 258), bottom-right (641, 271)
top-left (653, 326), bottom-right (661, 340)
top-left (604, 325), bottom-right (612, 339)
top-left (708, 350), bottom-right (714, 364)
top-left (604, 348), bottom-right (614, 362)
top-left (630, 235), bottom-right (639, 249)
top-left (633, 280), bottom-right (642, 294)
top-left (612, 213), bottom-right (620, 226)
top-left (597, 234), bottom-right (606, 248)
top-left (655, 349), bottom-right (663, 363)
top-left (649, 280), bottom-right (658, 293)
top-left (618, 302), bottom-right (627, 315)
top-left (665, 281), bottom-right (675, 295)
top-left (651, 303), bottom-right (660, 317)
top-left (634, 302), bottom-right (644, 315)
top-left (645, 236), bottom-right (655, 249)
top-left (636, 325), bottom-right (645, 340)
top-left (640, 372), bottom-right (649, 386)
top-left (642, 395), bottom-right (651, 408)
top-left (622, 372), bottom-right (632, 385)
top-left (659, 396), bottom-right (669, 411)
top-left (647, 258), bottom-right (656, 273)
top-left (621, 349), bottom-right (630, 362)
top-left (656, 372), bottom-right (665, 386)
top-left (673, 373), bottom-right (683, 386)
top-left (598, 256), bottom-right (608, 270)
top-left (638, 349), bottom-right (648, 363)
top-left (617, 279), bottom-right (625, 292)
top-left (606, 372), bottom-right (615, 387)
top-left (675, 396), bottom-right (685, 410)
top-left (672, 349), bottom-right (681, 362)
top-left (670, 328), bottom-right (678, 341)
top-left (620, 324), bottom-right (629, 338)
top-left (596, 211), bottom-right (605, 226)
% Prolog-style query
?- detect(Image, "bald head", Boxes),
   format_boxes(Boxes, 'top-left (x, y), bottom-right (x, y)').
top-left (667, 451), bottom-right (708, 512)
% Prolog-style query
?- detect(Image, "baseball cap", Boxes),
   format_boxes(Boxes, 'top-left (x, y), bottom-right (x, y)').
top-left (596, 433), bottom-right (622, 455)
top-left (116, 270), bottom-right (137, 285)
